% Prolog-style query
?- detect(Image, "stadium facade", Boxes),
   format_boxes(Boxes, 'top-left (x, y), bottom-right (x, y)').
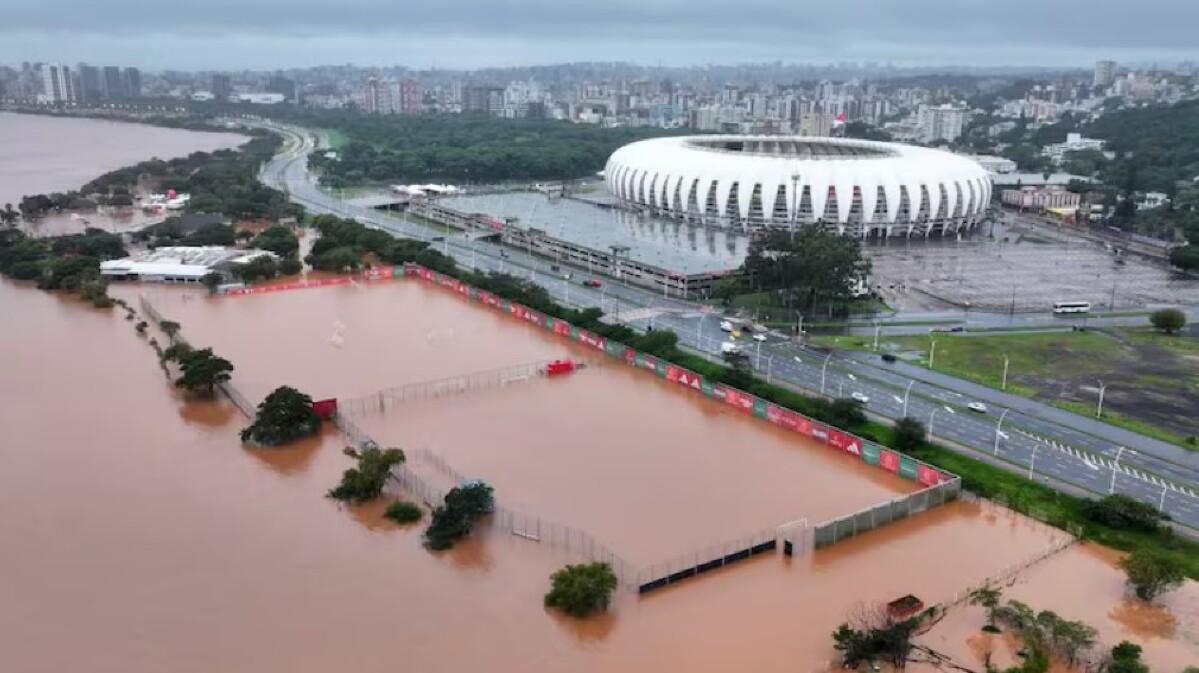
top-left (604, 136), bottom-right (992, 238)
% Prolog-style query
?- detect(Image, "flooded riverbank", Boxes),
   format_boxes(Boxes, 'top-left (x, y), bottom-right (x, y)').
top-left (0, 112), bottom-right (245, 235)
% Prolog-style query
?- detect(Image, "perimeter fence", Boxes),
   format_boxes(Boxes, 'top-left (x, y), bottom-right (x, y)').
top-left (139, 294), bottom-right (258, 419)
top-left (813, 477), bottom-right (962, 548)
top-left (338, 359), bottom-right (575, 418)
top-left (334, 409), bottom-right (640, 586)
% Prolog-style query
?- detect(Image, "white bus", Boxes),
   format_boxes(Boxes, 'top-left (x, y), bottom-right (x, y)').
top-left (1052, 301), bottom-right (1092, 314)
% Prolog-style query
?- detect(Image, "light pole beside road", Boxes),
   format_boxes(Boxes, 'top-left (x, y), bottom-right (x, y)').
top-left (1001, 355), bottom-right (1010, 391)
top-left (994, 408), bottom-right (1011, 456)
top-left (1096, 380), bottom-right (1108, 418)
top-left (929, 338), bottom-right (938, 369)
top-left (902, 380), bottom-right (915, 417)
top-left (1109, 446), bottom-right (1128, 494)
top-left (1028, 443), bottom-right (1041, 480)
top-left (820, 352), bottom-right (833, 395)
top-left (929, 405), bottom-right (954, 437)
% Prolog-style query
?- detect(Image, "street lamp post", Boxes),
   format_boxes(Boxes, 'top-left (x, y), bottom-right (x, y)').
top-left (696, 314), bottom-right (706, 350)
top-left (873, 322), bottom-right (882, 350)
top-left (820, 352), bottom-right (833, 395)
top-left (929, 338), bottom-right (938, 369)
top-left (1109, 446), bottom-right (1126, 494)
top-left (929, 405), bottom-right (954, 437)
top-left (903, 380), bottom-right (915, 417)
top-left (1096, 380), bottom-right (1107, 418)
top-left (1001, 355), bottom-right (1010, 391)
top-left (766, 356), bottom-right (774, 384)
top-left (1159, 483), bottom-right (1168, 512)
top-left (1028, 443), bottom-right (1040, 480)
top-left (755, 340), bottom-right (763, 369)
top-left (796, 313), bottom-right (805, 343)
top-left (994, 408), bottom-right (1011, 456)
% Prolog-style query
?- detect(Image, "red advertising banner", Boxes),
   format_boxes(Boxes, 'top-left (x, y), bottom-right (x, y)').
top-left (879, 449), bottom-right (900, 473)
top-left (400, 264), bottom-right (959, 497)
top-left (674, 367), bottom-right (702, 391)
top-left (826, 429), bottom-right (863, 457)
top-left (917, 465), bottom-right (942, 486)
top-left (723, 387), bottom-right (755, 413)
top-left (576, 329), bottom-right (606, 351)
top-left (808, 424), bottom-right (829, 443)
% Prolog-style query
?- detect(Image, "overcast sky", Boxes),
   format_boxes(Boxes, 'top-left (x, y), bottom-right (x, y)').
top-left (3, 0), bottom-right (1198, 70)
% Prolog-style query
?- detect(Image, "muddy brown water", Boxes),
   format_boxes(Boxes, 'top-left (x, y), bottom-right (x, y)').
top-left (0, 112), bottom-right (245, 235)
top-left (3, 275), bottom-right (1080, 672)
top-left (917, 542), bottom-right (1198, 673)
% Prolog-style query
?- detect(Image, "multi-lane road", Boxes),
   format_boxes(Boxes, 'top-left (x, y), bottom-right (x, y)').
top-left (257, 123), bottom-right (1199, 530)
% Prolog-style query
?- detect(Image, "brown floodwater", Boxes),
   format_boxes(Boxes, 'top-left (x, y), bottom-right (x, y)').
top-left (359, 360), bottom-right (921, 563)
top-left (916, 543), bottom-right (1198, 672)
top-left (0, 111), bottom-right (245, 235)
top-left (4, 273), bottom-right (1082, 673)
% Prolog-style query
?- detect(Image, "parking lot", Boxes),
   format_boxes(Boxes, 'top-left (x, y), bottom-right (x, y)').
top-left (869, 215), bottom-right (1196, 312)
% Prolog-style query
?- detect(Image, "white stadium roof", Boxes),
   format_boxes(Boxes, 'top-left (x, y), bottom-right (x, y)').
top-left (604, 135), bottom-right (991, 237)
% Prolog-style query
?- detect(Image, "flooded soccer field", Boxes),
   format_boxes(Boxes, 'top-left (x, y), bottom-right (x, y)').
top-left (6, 269), bottom-right (1191, 672)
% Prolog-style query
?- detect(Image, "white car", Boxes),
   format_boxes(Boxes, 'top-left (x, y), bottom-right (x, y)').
top-left (719, 320), bottom-right (734, 332)
top-left (752, 333), bottom-right (767, 342)
top-left (967, 402), bottom-right (988, 413)
top-left (720, 341), bottom-right (742, 354)
top-left (851, 392), bottom-right (870, 404)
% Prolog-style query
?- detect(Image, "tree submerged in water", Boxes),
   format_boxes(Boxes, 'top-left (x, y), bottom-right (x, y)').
top-left (327, 447), bottom-right (405, 503)
top-left (164, 345), bottom-right (234, 398)
top-left (424, 481), bottom-right (494, 550)
top-left (544, 562), bottom-right (618, 618)
top-left (241, 385), bottom-right (321, 446)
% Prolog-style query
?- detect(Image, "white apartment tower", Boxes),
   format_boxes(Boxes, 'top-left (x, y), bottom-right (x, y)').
top-left (38, 63), bottom-right (76, 104)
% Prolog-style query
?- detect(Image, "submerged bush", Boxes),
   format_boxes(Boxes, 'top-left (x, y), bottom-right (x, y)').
top-left (384, 499), bottom-right (422, 524)
top-left (544, 562), bottom-right (618, 617)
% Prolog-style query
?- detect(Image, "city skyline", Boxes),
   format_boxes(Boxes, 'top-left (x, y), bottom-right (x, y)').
top-left (2, 0), bottom-right (1199, 70)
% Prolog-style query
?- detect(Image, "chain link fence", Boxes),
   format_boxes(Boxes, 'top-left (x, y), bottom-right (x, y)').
top-left (140, 294), bottom-right (257, 419)
top-left (338, 359), bottom-right (572, 418)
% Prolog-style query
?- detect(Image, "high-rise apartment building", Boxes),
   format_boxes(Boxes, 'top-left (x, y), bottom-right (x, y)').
top-left (39, 63), bottom-right (76, 104)
top-left (396, 77), bottom-right (422, 115)
top-left (1093, 60), bottom-right (1117, 88)
top-left (918, 104), bottom-right (968, 143)
top-left (77, 64), bottom-right (103, 103)
top-left (102, 66), bottom-right (124, 98)
top-left (212, 73), bottom-right (232, 101)
top-left (123, 68), bottom-right (141, 98)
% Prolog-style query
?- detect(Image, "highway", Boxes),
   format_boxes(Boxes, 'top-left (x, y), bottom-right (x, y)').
top-left (257, 123), bottom-right (1199, 530)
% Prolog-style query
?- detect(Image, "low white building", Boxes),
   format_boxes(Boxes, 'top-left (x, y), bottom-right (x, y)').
top-left (99, 246), bottom-right (276, 283)
top-left (1042, 133), bottom-right (1106, 164)
top-left (968, 154), bottom-right (1018, 174)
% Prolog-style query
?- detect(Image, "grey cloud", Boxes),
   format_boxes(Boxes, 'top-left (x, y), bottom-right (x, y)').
top-left (3, 0), bottom-right (1198, 68)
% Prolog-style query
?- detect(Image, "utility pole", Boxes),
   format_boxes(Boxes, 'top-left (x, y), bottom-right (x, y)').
top-left (1001, 355), bottom-right (1010, 391)
top-left (1096, 380), bottom-right (1107, 418)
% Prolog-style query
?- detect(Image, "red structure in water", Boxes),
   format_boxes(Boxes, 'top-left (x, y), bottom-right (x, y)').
top-left (312, 399), bottom-right (339, 419)
top-left (544, 360), bottom-right (576, 376)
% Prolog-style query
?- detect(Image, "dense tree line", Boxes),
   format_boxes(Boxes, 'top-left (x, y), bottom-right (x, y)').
top-left (286, 110), bottom-right (686, 186)
top-left (0, 227), bottom-right (125, 307)
top-left (1086, 99), bottom-right (1199, 193)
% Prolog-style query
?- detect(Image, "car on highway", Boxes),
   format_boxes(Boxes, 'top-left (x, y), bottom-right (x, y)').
top-left (719, 320), bottom-right (734, 332)
top-left (752, 333), bottom-right (767, 342)
top-left (967, 401), bottom-right (988, 413)
top-left (583, 279), bottom-right (602, 288)
top-left (720, 341), bottom-right (743, 354)
top-left (851, 392), bottom-right (870, 404)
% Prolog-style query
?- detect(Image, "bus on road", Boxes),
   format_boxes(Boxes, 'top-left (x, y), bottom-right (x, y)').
top-left (1052, 301), bottom-right (1091, 314)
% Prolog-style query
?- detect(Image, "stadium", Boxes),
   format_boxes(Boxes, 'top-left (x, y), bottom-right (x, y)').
top-left (604, 135), bottom-right (992, 238)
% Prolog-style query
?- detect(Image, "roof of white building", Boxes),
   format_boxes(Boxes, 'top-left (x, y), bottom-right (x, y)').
top-left (99, 246), bottom-right (275, 278)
